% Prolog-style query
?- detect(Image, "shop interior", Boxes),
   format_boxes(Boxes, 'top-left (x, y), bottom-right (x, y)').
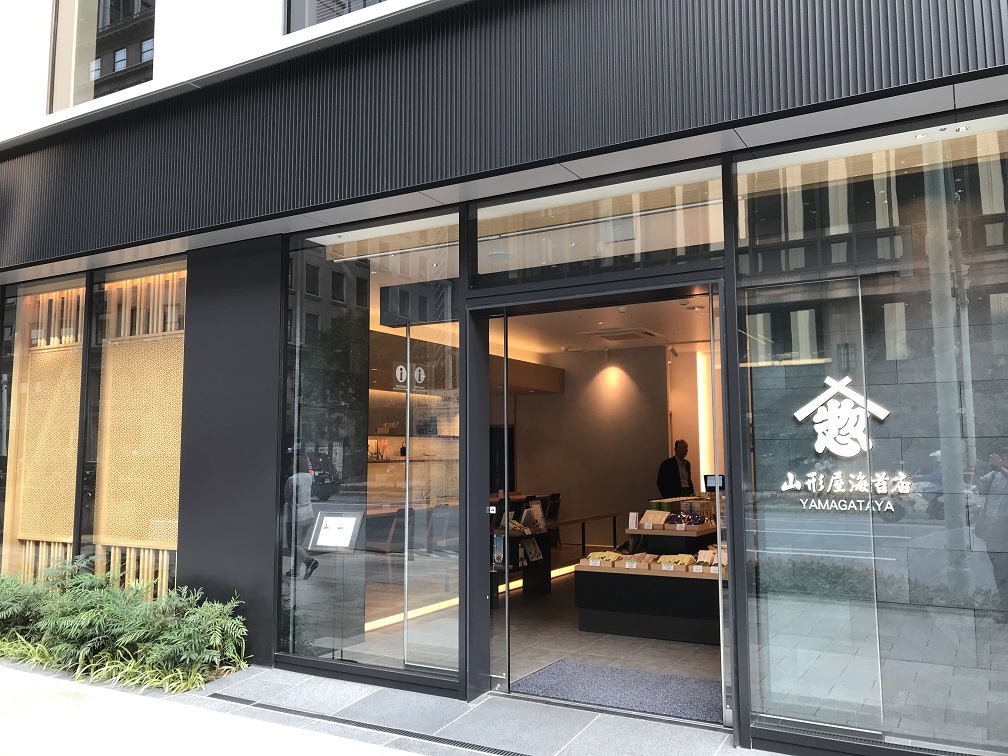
top-left (488, 291), bottom-right (728, 724)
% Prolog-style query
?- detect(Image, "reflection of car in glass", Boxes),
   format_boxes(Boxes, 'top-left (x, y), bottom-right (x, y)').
top-left (307, 453), bottom-right (338, 501)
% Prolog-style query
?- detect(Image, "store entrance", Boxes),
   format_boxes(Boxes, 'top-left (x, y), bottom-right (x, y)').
top-left (486, 286), bottom-right (730, 725)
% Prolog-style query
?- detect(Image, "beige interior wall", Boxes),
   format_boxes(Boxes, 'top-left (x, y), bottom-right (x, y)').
top-left (513, 346), bottom-right (669, 545)
top-left (666, 346), bottom-right (702, 469)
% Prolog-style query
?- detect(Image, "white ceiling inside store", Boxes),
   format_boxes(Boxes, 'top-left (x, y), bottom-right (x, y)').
top-left (504, 295), bottom-right (718, 357)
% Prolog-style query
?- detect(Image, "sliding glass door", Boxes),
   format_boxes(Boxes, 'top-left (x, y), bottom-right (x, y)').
top-left (283, 214), bottom-right (461, 676)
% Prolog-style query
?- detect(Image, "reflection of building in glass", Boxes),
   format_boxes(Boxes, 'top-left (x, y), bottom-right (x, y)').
top-left (52, 0), bottom-right (155, 111)
top-left (288, 0), bottom-right (387, 32)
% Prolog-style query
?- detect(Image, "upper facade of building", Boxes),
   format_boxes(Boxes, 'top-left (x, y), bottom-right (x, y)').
top-left (1, 0), bottom-right (1006, 278)
top-left (1, 0), bottom-right (456, 148)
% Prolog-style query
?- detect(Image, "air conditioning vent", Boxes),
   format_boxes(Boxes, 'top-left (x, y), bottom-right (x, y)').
top-left (581, 328), bottom-right (665, 343)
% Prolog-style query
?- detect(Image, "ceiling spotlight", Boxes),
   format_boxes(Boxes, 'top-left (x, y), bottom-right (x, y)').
top-left (617, 306), bottom-right (628, 314)
top-left (956, 125), bottom-right (970, 132)
top-left (669, 346), bottom-right (680, 358)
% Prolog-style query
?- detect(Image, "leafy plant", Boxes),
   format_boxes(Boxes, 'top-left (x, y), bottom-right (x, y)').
top-left (0, 558), bottom-right (247, 693)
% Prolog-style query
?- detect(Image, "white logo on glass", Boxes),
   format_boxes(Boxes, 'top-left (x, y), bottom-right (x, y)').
top-left (793, 377), bottom-right (890, 458)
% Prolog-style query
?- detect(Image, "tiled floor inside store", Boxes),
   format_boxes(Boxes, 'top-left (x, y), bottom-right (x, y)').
top-left (504, 567), bottom-right (723, 685)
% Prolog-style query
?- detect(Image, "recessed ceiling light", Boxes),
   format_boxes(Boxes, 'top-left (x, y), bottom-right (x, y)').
top-left (913, 133), bottom-right (927, 140)
top-left (598, 321), bottom-right (603, 325)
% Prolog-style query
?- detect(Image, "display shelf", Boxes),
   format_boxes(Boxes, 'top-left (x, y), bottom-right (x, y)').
top-left (575, 564), bottom-right (720, 580)
top-left (626, 523), bottom-right (716, 537)
top-left (574, 568), bottom-right (720, 644)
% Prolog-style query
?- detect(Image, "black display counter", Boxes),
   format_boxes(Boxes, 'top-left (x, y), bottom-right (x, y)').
top-left (626, 525), bottom-right (718, 555)
top-left (573, 566), bottom-right (720, 645)
top-left (491, 530), bottom-right (553, 605)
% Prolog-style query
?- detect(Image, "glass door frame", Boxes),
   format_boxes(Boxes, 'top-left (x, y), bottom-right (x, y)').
top-left (462, 272), bottom-right (738, 716)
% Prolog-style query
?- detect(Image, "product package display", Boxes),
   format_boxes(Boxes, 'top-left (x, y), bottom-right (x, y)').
top-left (578, 547), bottom-right (725, 576)
top-left (521, 537), bottom-right (544, 563)
top-left (667, 511), bottom-right (706, 526)
top-left (639, 509), bottom-right (670, 529)
top-left (696, 546), bottom-right (728, 568)
top-left (508, 516), bottom-right (531, 534)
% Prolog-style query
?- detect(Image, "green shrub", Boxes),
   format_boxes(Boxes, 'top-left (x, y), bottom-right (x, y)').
top-left (0, 558), bottom-right (248, 693)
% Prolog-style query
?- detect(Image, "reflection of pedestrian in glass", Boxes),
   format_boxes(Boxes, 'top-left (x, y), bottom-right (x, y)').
top-left (977, 449), bottom-right (1008, 622)
top-left (919, 450), bottom-right (945, 520)
top-left (285, 451), bottom-right (319, 579)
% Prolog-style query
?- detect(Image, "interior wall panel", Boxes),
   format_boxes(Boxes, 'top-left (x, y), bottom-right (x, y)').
top-left (0, 0), bottom-right (1005, 269)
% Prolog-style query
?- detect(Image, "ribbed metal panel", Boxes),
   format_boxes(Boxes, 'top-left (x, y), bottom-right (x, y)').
top-left (0, 0), bottom-right (1005, 268)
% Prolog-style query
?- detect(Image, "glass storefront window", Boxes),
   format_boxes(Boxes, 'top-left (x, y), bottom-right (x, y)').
top-left (739, 115), bottom-right (1008, 753)
top-left (288, 0), bottom-right (390, 32)
top-left (0, 278), bottom-right (86, 580)
top-left (78, 259), bottom-right (186, 597)
top-left (284, 214), bottom-right (460, 676)
top-left (51, 0), bottom-right (156, 112)
top-left (474, 168), bottom-right (723, 288)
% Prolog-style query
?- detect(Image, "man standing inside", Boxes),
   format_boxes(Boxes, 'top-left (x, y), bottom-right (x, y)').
top-left (657, 439), bottom-right (694, 498)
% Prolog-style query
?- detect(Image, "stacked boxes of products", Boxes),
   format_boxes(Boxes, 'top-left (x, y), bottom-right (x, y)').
top-left (580, 545), bottom-right (726, 575)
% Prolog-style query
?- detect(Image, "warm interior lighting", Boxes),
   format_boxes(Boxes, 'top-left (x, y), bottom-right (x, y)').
top-left (601, 365), bottom-right (626, 390)
top-left (696, 348), bottom-right (714, 478)
top-left (362, 564), bottom-right (580, 632)
top-left (363, 597), bottom-right (460, 632)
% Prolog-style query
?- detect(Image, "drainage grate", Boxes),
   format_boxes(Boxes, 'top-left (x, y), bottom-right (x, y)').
top-left (208, 693), bottom-right (530, 756)
top-left (210, 693), bottom-right (254, 705)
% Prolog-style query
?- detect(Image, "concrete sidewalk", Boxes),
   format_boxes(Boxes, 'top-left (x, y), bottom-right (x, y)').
top-left (0, 661), bottom-right (777, 755)
top-left (0, 663), bottom-right (400, 755)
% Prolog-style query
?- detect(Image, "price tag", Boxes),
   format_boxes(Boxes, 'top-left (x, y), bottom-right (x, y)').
top-left (692, 565), bottom-right (704, 573)
top-left (676, 524), bottom-right (686, 531)
top-left (643, 523), bottom-right (654, 530)
top-left (589, 559), bottom-right (601, 567)
top-left (661, 563), bottom-right (675, 572)
top-left (710, 565), bottom-right (719, 574)
top-left (625, 561), bottom-right (637, 569)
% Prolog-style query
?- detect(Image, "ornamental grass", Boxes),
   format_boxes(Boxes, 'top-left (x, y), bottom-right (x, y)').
top-left (0, 558), bottom-right (247, 693)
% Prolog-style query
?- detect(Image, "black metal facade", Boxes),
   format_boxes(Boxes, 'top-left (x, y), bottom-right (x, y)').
top-left (0, 0), bottom-right (1006, 269)
top-left (177, 236), bottom-right (285, 664)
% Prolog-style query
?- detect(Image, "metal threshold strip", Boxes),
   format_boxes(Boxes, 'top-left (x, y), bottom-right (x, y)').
top-left (497, 690), bottom-right (730, 734)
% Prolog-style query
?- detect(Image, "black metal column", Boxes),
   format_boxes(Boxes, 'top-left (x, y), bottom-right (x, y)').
top-left (462, 202), bottom-right (493, 701)
top-left (177, 236), bottom-right (286, 665)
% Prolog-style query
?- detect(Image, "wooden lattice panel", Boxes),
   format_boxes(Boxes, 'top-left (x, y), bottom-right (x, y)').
top-left (94, 335), bottom-right (183, 547)
top-left (17, 347), bottom-right (82, 540)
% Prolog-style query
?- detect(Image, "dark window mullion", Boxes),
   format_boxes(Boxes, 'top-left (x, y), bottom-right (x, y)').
top-left (71, 270), bottom-right (97, 562)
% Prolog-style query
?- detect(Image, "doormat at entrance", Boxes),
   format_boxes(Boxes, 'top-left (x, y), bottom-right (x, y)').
top-left (510, 661), bottom-right (721, 723)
